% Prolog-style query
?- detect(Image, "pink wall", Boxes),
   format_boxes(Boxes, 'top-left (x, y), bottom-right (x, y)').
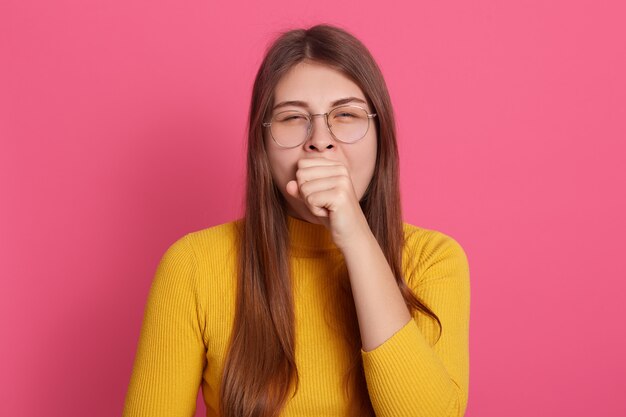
top-left (1, 1), bottom-right (624, 416)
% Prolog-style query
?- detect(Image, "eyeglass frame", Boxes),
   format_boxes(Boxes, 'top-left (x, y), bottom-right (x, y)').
top-left (262, 104), bottom-right (377, 149)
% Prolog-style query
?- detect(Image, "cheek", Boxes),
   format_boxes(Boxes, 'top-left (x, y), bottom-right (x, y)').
top-left (266, 151), bottom-right (297, 186)
top-left (363, 132), bottom-right (378, 175)
top-left (350, 136), bottom-right (377, 196)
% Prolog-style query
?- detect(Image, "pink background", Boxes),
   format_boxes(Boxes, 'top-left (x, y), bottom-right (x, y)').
top-left (1, 1), bottom-right (625, 416)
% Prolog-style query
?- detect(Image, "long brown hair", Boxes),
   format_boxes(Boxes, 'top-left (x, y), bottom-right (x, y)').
top-left (219, 23), bottom-right (442, 417)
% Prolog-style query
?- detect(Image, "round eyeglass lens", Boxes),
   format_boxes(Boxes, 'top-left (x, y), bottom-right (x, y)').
top-left (270, 111), bottom-right (310, 148)
top-left (328, 106), bottom-right (370, 143)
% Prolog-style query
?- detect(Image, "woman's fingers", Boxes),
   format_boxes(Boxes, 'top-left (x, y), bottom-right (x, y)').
top-left (286, 176), bottom-right (336, 202)
top-left (291, 175), bottom-right (354, 217)
top-left (296, 164), bottom-right (349, 185)
top-left (286, 180), bottom-right (300, 199)
top-left (302, 188), bottom-right (337, 217)
top-left (299, 175), bottom-right (346, 197)
top-left (296, 156), bottom-right (340, 169)
top-left (286, 157), bottom-right (353, 218)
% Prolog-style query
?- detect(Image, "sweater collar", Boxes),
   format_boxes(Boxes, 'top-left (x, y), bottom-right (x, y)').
top-left (286, 214), bottom-right (342, 257)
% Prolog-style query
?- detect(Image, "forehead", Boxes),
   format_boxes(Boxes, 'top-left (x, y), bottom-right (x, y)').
top-left (273, 61), bottom-right (367, 106)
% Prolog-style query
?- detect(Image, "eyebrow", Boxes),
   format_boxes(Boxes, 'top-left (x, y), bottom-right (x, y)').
top-left (272, 96), bottom-right (368, 111)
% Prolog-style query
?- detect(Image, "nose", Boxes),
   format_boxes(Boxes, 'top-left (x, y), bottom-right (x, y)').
top-left (305, 114), bottom-right (335, 151)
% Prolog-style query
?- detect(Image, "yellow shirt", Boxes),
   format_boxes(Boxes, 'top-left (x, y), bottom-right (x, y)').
top-left (122, 214), bottom-right (470, 417)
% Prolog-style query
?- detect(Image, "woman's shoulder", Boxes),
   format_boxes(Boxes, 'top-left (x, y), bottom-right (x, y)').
top-left (150, 220), bottom-right (242, 329)
top-left (401, 220), bottom-right (470, 285)
top-left (401, 221), bottom-right (464, 247)
top-left (163, 218), bottom-right (242, 267)
top-left (186, 217), bottom-right (242, 241)
top-left (185, 216), bottom-right (242, 251)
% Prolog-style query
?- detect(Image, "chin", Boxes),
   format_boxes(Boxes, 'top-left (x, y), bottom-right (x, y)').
top-left (285, 200), bottom-right (319, 224)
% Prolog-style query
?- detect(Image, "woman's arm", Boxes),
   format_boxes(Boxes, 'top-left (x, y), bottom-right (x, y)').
top-left (342, 229), bottom-right (471, 417)
top-left (122, 235), bottom-right (206, 417)
top-left (286, 155), bottom-right (470, 416)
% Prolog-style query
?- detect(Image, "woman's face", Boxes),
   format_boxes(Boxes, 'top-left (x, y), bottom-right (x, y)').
top-left (264, 60), bottom-right (378, 224)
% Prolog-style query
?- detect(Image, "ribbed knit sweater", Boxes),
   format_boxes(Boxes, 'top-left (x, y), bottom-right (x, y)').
top-left (122, 214), bottom-right (470, 417)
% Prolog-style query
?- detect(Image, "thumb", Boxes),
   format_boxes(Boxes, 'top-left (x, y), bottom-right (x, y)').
top-left (286, 180), bottom-right (300, 199)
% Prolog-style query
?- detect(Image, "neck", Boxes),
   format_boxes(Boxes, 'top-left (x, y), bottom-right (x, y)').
top-left (286, 213), bottom-right (341, 257)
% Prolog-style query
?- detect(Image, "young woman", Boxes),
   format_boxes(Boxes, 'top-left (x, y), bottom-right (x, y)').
top-left (123, 24), bottom-right (470, 417)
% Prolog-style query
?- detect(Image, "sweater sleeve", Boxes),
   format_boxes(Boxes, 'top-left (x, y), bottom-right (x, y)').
top-left (122, 235), bottom-right (207, 417)
top-left (360, 232), bottom-right (471, 417)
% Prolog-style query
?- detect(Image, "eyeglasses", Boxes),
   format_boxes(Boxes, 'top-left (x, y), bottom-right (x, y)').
top-left (262, 105), bottom-right (377, 149)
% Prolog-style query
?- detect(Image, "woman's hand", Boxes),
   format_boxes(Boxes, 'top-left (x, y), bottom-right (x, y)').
top-left (285, 156), bottom-right (372, 250)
